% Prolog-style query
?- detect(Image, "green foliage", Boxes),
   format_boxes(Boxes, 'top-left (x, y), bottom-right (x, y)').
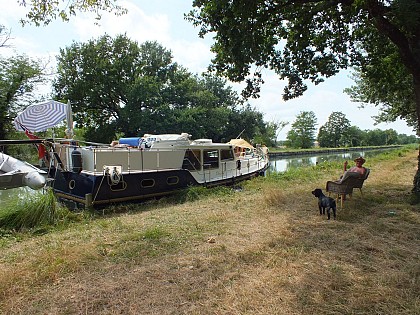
top-left (187, 0), bottom-right (420, 134)
top-left (84, 123), bottom-right (118, 144)
top-left (0, 54), bottom-right (45, 141)
top-left (344, 126), bottom-right (365, 147)
top-left (187, 1), bottom-right (356, 99)
top-left (54, 34), bottom-right (275, 144)
top-left (397, 133), bottom-right (419, 145)
top-left (0, 189), bottom-right (71, 231)
top-left (345, 58), bottom-right (417, 129)
top-left (19, 0), bottom-right (128, 26)
top-left (54, 34), bottom-right (142, 141)
top-left (364, 129), bottom-right (387, 146)
top-left (286, 111), bottom-right (317, 148)
top-left (315, 112), bottom-right (418, 148)
top-left (318, 112), bottom-right (351, 147)
top-left (167, 185), bottom-right (232, 204)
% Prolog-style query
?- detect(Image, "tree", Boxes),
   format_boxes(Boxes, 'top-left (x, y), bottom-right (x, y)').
top-left (54, 35), bottom-right (151, 142)
top-left (317, 112), bottom-right (351, 147)
top-left (0, 55), bottom-right (45, 140)
top-left (227, 104), bottom-right (274, 145)
top-left (256, 120), bottom-right (283, 147)
top-left (16, 0), bottom-right (127, 26)
top-left (54, 37), bottom-right (187, 142)
top-left (364, 129), bottom-right (388, 146)
top-left (187, 0), bottom-right (420, 195)
top-left (398, 133), bottom-right (419, 145)
top-left (384, 129), bottom-right (399, 145)
top-left (54, 35), bottom-right (273, 143)
top-left (346, 126), bottom-right (365, 147)
top-left (188, 1), bottom-right (419, 110)
top-left (286, 111), bottom-right (317, 149)
top-left (345, 61), bottom-right (417, 130)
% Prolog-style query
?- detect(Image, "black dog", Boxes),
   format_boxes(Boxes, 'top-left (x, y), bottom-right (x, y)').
top-left (311, 188), bottom-right (336, 220)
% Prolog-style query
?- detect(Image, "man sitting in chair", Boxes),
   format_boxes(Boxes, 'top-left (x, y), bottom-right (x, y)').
top-left (343, 156), bottom-right (367, 178)
top-left (333, 156), bottom-right (367, 201)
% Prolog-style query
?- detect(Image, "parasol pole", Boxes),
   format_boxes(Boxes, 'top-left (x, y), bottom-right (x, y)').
top-left (65, 100), bottom-right (74, 139)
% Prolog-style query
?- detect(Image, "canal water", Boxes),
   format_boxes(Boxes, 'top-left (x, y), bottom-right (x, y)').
top-left (0, 148), bottom-right (396, 206)
top-left (269, 149), bottom-right (384, 173)
top-left (0, 186), bottom-right (43, 208)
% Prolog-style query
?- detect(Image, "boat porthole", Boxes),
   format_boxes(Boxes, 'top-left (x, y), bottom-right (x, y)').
top-left (69, 180), bottom-right (76, 190)
top-left (167, 176), bottom-right (179, 185)
top-left (141, 179), bottom-right (155, 188)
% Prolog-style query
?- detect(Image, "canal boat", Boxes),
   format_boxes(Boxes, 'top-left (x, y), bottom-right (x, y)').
top-left (46, 133), bottom-right (269, 208)
top-left (0, 152), bottom-right (46, 190)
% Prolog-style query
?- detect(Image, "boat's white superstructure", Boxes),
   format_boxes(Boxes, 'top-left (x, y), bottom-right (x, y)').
top-left (47, 133), bottom-right (269, 208)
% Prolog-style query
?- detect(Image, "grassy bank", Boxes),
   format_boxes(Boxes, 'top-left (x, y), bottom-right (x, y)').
top-left (0, 146), bottom-right (419, 314)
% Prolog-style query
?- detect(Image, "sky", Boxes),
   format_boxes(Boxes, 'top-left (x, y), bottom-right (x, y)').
top-left (0, 0), bottom-right (416, 140)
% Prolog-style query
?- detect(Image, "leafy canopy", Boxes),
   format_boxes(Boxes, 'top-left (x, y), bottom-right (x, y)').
top-left (317, 112), bottom-right (351, 148)
top-left (54, 34), bottom-right (276, 144)
top-left (187, 1), bottom-right (420, 129)
top-left (17, 0), bottom-right (127, 26)
top-left (0, 55), bottom-right (45, 140)
top-left (286, 111), bottom-right (317, 149)
top-left (187, 0), bottom-right (364, 100)
top-left (344, 43), bottom-right (417, 128)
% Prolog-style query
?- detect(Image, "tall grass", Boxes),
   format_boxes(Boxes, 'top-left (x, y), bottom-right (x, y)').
top-left (1, 145), bottom-right (416, 233)
top-left (0, 189), bottom-right (71, 232)
top-left (0, 145), bottom-right (418, 314)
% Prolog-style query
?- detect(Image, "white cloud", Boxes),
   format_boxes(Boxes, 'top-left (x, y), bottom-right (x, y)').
top-left (73, 1), bottom-right (170, 44)
top-left (0, 1), bottom-right (26, 23)
top-left (170, 40), bottom-right (213, 74)
top-left (70, 0), bottom-right (212, 75)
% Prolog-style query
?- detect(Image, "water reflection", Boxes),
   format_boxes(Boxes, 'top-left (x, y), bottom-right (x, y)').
top-left (0, 187), bottom-right (37, 207)
top-left (269, 149), bottom-right (391, 173)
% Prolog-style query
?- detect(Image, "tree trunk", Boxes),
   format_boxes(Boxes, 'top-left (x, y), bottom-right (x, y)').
top-left (0, 107), bottom-right (9, 154)
top-left (411, 76), bottom-right (420, 198)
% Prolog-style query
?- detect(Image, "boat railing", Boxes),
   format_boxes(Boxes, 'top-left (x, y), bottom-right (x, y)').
top-left (47, 139), bottom-right (269, 177)
top-left (182, 157), bottom-right (202, 171)
top-left (54, 138), bottom-right (110, 148)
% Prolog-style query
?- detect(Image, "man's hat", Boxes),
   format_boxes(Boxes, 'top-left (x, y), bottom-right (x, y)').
top-left (354, 156), bottom-right (366, 164)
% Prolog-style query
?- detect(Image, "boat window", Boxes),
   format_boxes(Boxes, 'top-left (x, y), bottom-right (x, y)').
top-left (141, 179), bottom-right (155, 188)
top-left (182, 149), bottom-right (201, 171)
top-left (167, 176), bottom-right (179, 185)
top-left (221, 149), bottom-right (234, 161)
top-left (203, 149), bottom-right (219, 169)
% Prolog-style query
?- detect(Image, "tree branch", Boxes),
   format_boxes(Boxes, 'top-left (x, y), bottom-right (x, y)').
top-left (368, 1), bottom-right (420, 79)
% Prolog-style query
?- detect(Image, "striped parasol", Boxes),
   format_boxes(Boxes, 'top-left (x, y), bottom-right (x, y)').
top-left (14, 100), bottom-right (68, 132)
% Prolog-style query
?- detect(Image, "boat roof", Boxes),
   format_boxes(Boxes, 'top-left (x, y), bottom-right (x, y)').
top-left (227, 139), bottom-right (254, 149)
top-left (143, 133), bottom-right (190, 141)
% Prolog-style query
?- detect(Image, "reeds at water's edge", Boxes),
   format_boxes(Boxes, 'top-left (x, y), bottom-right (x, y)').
top-left (0, 189), bottom-right (67, 231)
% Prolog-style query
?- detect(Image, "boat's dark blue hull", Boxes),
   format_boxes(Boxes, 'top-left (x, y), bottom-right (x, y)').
top-left (48, 164), bottom-right (268, 209)
top-left (49, 168), bottom-right (198, 208)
